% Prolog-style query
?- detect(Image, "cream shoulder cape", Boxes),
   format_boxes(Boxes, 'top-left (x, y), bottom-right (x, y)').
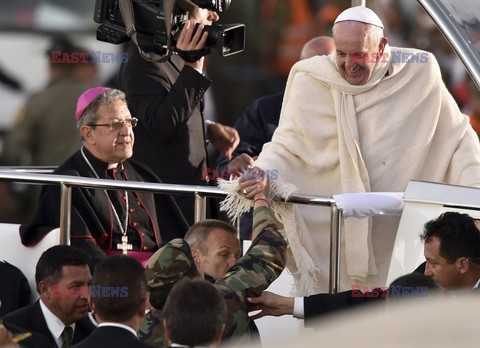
top-left (220, 46), bottom-right (480, 295)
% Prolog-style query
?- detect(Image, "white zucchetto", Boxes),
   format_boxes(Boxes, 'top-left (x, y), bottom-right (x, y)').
top-left (334, 6), bottom-right (384, 29)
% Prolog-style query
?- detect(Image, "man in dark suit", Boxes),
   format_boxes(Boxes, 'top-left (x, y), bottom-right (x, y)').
top-left (0, 261), bottom-right (31, 317)
top-left (72, 255), bottom-right (154, 348)
top-left (3, 245), bottom-right (95, 347)
top-left (163, 278), bottom-right (226, 348)
top-left (248, 212), bottom-right (480, 323)
top-left (118, 7), bottom-right (239, 225)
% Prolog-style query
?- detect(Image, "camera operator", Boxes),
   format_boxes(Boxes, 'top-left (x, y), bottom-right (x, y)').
top-left (118, 5), bottom-right (239, 226)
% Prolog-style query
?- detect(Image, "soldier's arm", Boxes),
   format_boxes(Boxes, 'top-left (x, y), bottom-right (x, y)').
top-left (215, 204), bottom-right (287, 339)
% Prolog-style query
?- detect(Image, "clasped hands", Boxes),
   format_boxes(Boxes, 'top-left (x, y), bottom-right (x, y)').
top-left (237, 167), bottom-right (270, 201)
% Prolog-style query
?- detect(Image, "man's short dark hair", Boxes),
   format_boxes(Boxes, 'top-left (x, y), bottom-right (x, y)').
top-left (387, 273), bottom-right (439, 299)
top-left (91, 255), bottom-right (147, 322)
top-left (184, 219), bottom-right (237, 254)
top-left (163, 278), bottom-right (226, 346)
top-left (35, 245), bottom-right (90, 293)
top-left (420, 212), bottom-right (480, 264)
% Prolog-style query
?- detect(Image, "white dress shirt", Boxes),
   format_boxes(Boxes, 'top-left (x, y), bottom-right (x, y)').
top-left (293, 297), bottom-right (305, 319)
top-left (39, 299), bottom-right (75, 348)
top-left (97, 322), bottom-right (137, 337)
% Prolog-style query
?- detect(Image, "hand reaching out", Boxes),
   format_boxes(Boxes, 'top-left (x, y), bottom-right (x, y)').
top-left (207, 122), bottom-right (240, 160)
top-left (228, 153), bottom-right (257, 173)
top-left (248, 291), bottom-right (294, 320)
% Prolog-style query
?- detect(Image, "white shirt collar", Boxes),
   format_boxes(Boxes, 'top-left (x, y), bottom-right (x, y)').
top-left (473, 278), bottom-right (480, 289)
top-left (97, 322), bottom-right (137, 337)
top-left (107, 163), bottom-right (118, 169)
top-left (88, 312), bottom-right (99, 327)
top-left (39, 299), bottom-right (75, 348)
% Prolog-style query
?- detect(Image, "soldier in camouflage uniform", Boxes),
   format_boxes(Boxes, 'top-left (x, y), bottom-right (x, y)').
top-left (139, 176), bottom-right (286, 347)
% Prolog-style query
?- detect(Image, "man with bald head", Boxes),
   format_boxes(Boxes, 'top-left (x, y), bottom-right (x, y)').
top-left (220, 6), bottom-right (480, 296)
top-left (300, 36), bottom-right (336, 61)
top-left (215, 36), bottom-right (335, 240)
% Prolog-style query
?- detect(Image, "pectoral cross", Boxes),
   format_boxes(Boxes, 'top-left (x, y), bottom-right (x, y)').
top-left (117, 235), bottom-right (133, 255)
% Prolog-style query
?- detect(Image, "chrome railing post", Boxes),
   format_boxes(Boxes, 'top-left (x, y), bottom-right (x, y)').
top-left (59, 183), bottom-right (72, 245)
top-left (194, 193), bottom-right (206, 223)
top-left (235, 216), bottom-right (241, 241)
top-left (329, 204), bottom-right (342, 294)
top-left (352, 0), bottom-right (366, 6)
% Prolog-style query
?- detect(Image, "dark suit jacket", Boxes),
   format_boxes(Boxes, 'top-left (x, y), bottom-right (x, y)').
top-left (72, 326), bottom-right (155, 348)
top-left (2, 300), bottom-right (95, 347)
top-left (119, 44), bottom-right (212, 225)
top-left (0, 261), bottom-right (31, 317)
top-left (303, 262), bottom-right (428, 324)
top-left (1, 321), bottom-right (51, 348)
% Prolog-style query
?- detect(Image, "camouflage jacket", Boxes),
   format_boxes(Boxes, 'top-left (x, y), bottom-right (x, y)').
top-left (138, 206), bottom-right (287, 347)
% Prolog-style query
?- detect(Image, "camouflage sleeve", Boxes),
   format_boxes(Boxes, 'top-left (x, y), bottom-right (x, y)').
top-left (138, 310), bottom-right (169, 348)
top-left (215, 206), bottom-right (287, 340)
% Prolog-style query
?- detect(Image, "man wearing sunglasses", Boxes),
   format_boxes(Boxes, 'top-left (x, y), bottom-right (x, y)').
top-left (20, 87), bottom-right (189, 267)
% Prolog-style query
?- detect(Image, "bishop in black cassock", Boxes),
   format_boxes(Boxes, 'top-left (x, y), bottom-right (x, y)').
top-left (20, 87), bottom-right (189, 266)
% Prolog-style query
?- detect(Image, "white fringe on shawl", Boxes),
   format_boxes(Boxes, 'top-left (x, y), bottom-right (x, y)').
top-left (218, 175), bottom-right (321, 295)
top-left (220, 45), bottom-right (480, 296)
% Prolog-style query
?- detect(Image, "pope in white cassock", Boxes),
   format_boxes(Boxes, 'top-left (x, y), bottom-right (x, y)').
top-left (220, 6), bottom-right (480, 295)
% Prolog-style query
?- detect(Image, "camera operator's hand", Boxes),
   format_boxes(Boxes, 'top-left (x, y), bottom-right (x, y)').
top-left (177, 19), bottom-right (208, 71)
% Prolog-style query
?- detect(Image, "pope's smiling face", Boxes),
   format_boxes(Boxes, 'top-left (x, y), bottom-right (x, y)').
top-left (334, 21), bottom-right (387, 85)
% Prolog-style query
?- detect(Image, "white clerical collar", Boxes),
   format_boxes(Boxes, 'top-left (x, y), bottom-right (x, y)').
top-left (107, 163), bottom-right (119, 169)
top-left (98, 322), bottom-right (137, 337)
top-left (39, 299), bottom-right (75, 347)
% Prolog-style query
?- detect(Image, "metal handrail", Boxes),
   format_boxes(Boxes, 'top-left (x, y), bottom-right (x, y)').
top-left (418, 0), bottom-right (480, 90)
top-left (0, 166), bottom-right (57, 174)
top-left (0, 170), bottom-right (341, 293)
